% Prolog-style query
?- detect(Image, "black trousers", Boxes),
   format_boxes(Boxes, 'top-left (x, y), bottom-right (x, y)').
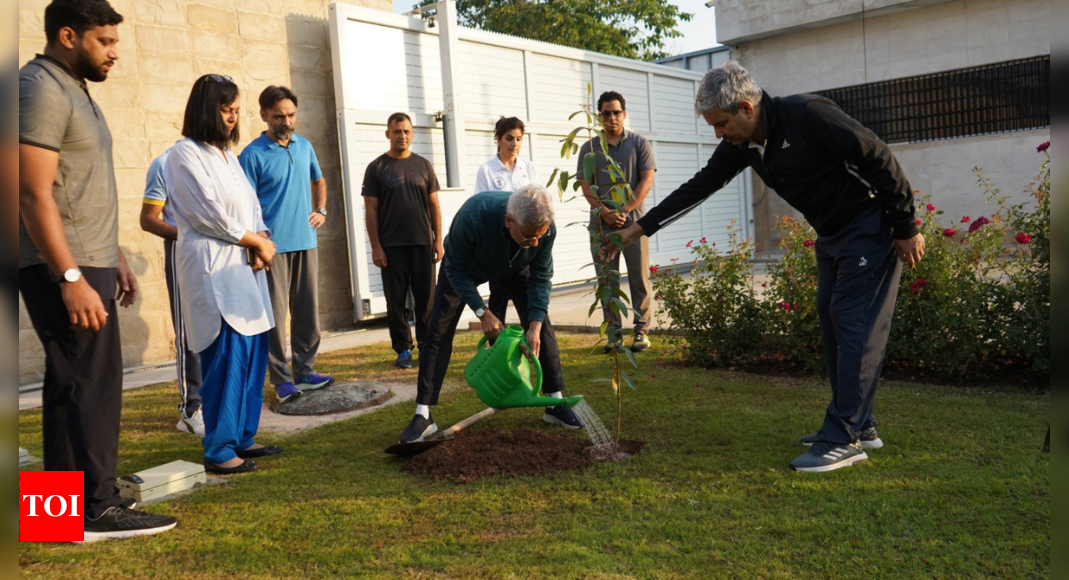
top-left (417, 267), bottom-right (566, 406)
top-left (815, 206), bottom-right (903, 445)
top-left (20, 265), bottom-right (125, 520)
top-left (165, 239), bottom-right (202, 411)
top-left (381, 246), bottom-right (436, 354)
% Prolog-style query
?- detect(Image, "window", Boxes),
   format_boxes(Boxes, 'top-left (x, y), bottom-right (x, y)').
top-left (818, 56), bottom-right (1049, 144)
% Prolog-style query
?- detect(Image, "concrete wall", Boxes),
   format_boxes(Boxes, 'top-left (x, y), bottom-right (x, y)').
top-left (716, 0), bottom-right (1050, 249)
top-left (716, 0), bottom-right (956, 44)
top-left (17, 0), bottom-right (392, 383)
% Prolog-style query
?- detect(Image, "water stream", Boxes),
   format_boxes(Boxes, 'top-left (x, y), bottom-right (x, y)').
top-left (572, 399), bottom-right (615, 450)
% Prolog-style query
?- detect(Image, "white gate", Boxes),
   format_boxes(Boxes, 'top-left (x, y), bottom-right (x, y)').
top-left (328, 2), bottom-right (752, 321)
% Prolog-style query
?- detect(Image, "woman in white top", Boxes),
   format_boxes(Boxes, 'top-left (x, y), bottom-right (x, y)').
top-left (474, 117), bottom-right (540, 321)
top-left (167, 74), bottom-right (280, 475)
top-left (474, 117), bottom-right (539, 195)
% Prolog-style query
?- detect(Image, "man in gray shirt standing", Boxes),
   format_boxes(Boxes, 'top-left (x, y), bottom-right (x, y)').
top-left (19, 0), bottom-right (177, 541)
top-left (579, 91), bottom-right (657, 354)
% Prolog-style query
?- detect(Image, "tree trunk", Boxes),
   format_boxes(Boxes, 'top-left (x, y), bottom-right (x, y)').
top-left (1043, 428), bottom-right (1050, 453)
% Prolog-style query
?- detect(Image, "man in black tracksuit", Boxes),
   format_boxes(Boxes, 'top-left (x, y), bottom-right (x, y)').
top-left (610, 62), bottom-right (926, 473)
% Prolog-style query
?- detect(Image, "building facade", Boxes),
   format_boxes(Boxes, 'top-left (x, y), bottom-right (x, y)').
top-left (713, 0), bottom-right (1050, 250)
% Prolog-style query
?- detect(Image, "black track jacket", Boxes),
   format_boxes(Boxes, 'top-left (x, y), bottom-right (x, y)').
top-left (637, 92), bottom-right (919, 241)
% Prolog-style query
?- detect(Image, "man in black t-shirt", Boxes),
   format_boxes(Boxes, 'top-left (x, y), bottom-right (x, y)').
top-left (362, 113), bottom-right (444, 369)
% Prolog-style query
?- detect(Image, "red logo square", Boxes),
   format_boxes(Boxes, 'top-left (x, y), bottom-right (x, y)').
top-left (20, 471), bottom-right (85, 542)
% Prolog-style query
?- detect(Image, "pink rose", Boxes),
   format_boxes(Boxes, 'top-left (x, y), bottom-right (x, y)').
top-left (961, 216), bottom-right (971, 224)
top-left (1038, 141), bottom-right (1050, 153)
top-left (927, 203), bottom-right (937, 213)
top-left (943, 228), bottom-right (957, 237)
top-left (700, 237), bottom-right (708, 244)
top-left (686, 240), bottom-right (694, 248)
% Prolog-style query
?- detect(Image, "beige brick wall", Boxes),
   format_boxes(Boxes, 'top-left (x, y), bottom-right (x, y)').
top-left (18, 0), bottom-right (392, 384)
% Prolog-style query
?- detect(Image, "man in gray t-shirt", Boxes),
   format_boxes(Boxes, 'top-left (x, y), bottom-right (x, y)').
top-left (18, 0), bottom-right (176, 541)
top-left (579, 91), bottom-right (657, 353)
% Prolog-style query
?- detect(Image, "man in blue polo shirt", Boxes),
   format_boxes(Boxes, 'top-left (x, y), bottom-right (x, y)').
top-left (240, 86), bottom-right (333, 403)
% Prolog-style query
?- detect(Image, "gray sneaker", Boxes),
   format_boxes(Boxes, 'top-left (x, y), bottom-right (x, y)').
top-left (790, 441), bottom-right (868, 473)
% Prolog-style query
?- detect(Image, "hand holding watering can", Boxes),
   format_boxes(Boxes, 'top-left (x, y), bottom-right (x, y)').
top-left (479, 312), bottom-right (542, 359)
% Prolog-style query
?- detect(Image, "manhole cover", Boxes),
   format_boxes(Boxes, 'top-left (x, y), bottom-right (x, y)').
top-left (275, 382), bottom-right (393, 416)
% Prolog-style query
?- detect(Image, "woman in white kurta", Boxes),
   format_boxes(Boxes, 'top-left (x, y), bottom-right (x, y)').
top-left (474, 117), bottom-right (540, 320)
top-left (166, 75), bottom-right (280, 475)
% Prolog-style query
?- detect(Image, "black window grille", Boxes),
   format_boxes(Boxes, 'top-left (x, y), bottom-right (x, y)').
top-left (817, 56), bottom-right (1049, 144)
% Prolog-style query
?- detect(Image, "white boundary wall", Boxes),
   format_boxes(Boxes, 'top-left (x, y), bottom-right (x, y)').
top-left (328, 2), bottom-right (752, 321)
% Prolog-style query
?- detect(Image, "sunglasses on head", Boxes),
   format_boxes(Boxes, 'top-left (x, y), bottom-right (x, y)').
top-left (206, 74), bottom-right (234, 84)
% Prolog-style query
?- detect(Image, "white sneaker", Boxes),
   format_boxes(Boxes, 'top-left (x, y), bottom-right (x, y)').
top-left (177, 408), bottom-right (205, 437)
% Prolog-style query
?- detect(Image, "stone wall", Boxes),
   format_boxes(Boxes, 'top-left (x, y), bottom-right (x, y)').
top-left (17, 0), bottom-right (392, 383)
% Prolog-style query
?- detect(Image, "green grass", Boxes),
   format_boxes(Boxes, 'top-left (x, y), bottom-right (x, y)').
top-left (19, 333), bottom-right (1049, 579)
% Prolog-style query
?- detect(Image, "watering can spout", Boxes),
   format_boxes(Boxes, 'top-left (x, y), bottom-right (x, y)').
top-left (465, 326), bottom-right (586, 410)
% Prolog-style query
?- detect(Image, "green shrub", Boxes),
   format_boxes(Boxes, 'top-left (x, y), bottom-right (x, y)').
top-left (651, 223), bottom-right (767, 367)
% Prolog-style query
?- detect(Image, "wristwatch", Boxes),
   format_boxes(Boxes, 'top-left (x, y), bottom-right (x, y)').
top-left (56, 268), bottom-right (83, 284)
top-left (475, 307), bottom-right (487, 318)
top-left (315, 208), bottom-right (328, 217)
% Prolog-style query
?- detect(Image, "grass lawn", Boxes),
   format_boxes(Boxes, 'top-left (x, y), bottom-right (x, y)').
top-left (19, 332), bottom-right (1049, 579)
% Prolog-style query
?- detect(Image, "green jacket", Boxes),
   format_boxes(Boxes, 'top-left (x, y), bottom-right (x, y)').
top-left (443, 191), bottom-right (556, 322)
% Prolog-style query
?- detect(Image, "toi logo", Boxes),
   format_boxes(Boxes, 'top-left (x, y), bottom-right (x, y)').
top-left (20, 471), bottom-right (85, 542)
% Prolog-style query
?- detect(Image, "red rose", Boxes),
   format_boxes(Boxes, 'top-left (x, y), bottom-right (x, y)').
top-left (1038, 141), bottom-right (1050, 153)
top-left (779, 302), bottom-right (792, 311)
top-left (686, 240), bottom-right (694, 248)
top-left (968, 216), bottom-right (991, 233)
top-left (1016, 233), bottom-right (1032, 244)
top-left (649, 266), bottom-right (658, 274)
top-left (909, 279), bottom-right (929, 295)
top-left (916, 219), bottom-right (923, 226)
top-left (803, 240), bottom-right (816, 248)
top-left (961, 216), bottom-right (971, 224)
top-left (927, 203), bottom-right (937, 212)
top-left (700, 237), bottom-right (708, 244)
top-left (943, 228), bottom-right (957, 237)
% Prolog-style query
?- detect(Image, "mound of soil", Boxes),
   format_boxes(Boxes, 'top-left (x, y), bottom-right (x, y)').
top-left (402, 428), bottom-right (644, 484)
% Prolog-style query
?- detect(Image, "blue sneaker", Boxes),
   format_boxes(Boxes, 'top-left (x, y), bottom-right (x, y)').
top-left (395, 350), bottom-right (414, 370)
top-left (298, 372), bottom-right (335, 391)
top-left (275, 383), bottom-right (303, 404)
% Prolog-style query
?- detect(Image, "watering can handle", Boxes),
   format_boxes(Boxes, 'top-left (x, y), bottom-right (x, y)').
top-left (474, 332), bottom-right (543, 391)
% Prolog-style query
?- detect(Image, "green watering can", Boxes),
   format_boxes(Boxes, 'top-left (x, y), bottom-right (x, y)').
top-left (465, 326), bottom-right (584, 410)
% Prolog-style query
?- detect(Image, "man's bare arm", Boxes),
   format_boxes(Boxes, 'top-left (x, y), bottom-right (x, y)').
top-left (139, 203), bottom-right (178, 241)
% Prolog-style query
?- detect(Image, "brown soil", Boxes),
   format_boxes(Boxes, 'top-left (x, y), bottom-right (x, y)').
top-left (402, 428), bottom-right (645, 484)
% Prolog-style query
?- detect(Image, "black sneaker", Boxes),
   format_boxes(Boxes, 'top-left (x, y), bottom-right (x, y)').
top-left (543, 404), bottom-right (582, 430)
top-left (790, 441), bottom-right (869, 473)
top-left (603, 337), bottom-right (624, 354)
top-left (801, 420), bottom-right (883, 450)
top-left (79, 507), bottom-right (177, 543)
top-left (398, 414), bottom-right (438, 444)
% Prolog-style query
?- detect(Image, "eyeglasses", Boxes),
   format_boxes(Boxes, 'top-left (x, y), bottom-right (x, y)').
top-left (599, 110), bottom-right (625, 119)
top-left (206, 74), bottom-right (234, 84)
top-left (519, 231), bottom-right (548, 243)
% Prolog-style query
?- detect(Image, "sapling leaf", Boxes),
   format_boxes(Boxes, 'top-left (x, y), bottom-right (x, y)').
top-left (624, 349), bottom-right (639, 369)
top-left (621, 371), bottom-right (637, 390)
top-left (583, 153), bottom-right (597, 184)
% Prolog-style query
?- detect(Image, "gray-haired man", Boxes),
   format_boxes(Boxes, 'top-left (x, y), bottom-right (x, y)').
top-left (609, 62), bottom-right (926, 473)
top-left (398, 186), bottom-right (581, 444)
